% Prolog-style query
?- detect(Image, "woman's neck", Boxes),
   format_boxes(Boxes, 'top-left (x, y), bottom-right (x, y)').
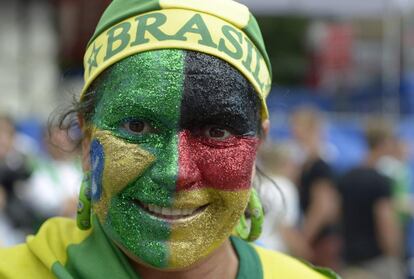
top-left (131, 239), bottom-right (239, 279)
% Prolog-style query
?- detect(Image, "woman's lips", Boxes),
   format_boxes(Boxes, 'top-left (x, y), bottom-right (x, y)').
top-left (135, 200), bottom-right (209, 221)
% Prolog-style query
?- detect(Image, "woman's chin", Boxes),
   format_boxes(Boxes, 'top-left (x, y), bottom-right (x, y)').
top-left (119, 244), bottom-right (207, 271)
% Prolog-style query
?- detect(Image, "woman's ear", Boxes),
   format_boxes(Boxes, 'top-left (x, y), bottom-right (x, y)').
top-left (78, 115), bottom-right (91, 172)
top-left (260, 119), bottom-right (270, 144)
top-left (82, 137), bottom-right (91, 172)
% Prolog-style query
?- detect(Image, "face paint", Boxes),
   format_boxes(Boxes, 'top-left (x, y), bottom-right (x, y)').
top-left (89, 49), bottom-right (261, 269)
top-left (169, 51), bottom-right (260, 267)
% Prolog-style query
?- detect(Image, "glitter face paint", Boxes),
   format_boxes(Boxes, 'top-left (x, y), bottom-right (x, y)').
top-left (89, 49), bottom-right (261, 270)
top-left (169, 51), bottom-right (261, 267)
top-left (91, 50), bottom-right (183, 267)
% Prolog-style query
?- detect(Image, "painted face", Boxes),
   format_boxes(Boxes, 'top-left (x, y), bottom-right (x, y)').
top-left (89, 50), bottom-right (261, 269)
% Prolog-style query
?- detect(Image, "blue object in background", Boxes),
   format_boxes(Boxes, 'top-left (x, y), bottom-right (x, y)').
top-left (16, 119), bottom-right (43, 147)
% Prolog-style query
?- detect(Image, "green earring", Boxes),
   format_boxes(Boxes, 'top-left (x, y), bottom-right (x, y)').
top-left (234, 188), bottom-right (264, 242)
top-left (235, 213), bottom-right (249, 240)
top-left (77, 172), bottom-right (92, 230)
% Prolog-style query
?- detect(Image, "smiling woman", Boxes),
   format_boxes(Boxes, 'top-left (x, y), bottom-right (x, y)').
top-left (85, 50), bottom-right (262, 270)
top-left (0, 0), bottom-right (340, 278)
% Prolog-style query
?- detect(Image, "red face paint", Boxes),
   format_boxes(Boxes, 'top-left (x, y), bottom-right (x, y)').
top-left (177, 130), bottom-right (259, 192)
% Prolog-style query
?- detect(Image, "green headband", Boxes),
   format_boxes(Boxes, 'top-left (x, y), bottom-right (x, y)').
top-left (83, 0), bottom-right (272, 119)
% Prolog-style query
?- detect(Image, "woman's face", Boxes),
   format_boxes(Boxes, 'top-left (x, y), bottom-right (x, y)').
top-left (87, 50), bottom-right (261, 269)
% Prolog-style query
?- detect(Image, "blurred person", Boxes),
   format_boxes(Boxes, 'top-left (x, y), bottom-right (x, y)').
top-left (255, 142), bottom-right (312, 259)
top-left (338, 118), bottom-right (403, 279)
top-left (0, 115), bottom-right (34, 235)
top-left (0, 115), bottom-right (32, 199)
top-left (376, 138), bottom-right (413, 228)
top-left (22, 126), bottom-right (82, 225)
top-left (0, 187), bottom-right (5, 212)
top-left (290, 106), bottom-right (341, 270)
top-left (0, 183), bottom-right (24, 247)
top-left (376, 135), bottom-right (414, 279)
top-left (0, 186), bottom-right (5, 246)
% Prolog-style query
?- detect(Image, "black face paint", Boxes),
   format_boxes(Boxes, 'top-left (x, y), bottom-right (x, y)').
top-left (180, 51), bottom-right (261, 136)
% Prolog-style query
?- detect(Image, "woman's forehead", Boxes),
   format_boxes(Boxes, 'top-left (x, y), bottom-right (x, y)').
top-left (94, 50), bottom-right (260, 133)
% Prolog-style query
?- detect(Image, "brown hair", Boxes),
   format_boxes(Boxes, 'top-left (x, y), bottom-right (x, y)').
top-left (364, 118), bottom-right (394, 151)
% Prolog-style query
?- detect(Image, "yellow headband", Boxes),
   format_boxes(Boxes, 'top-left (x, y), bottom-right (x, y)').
top-left (83, 9), bottom-right (272, 119)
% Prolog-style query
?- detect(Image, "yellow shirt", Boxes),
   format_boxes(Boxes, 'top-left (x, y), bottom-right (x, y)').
top-left (0, 218), bottom-right (339, 279)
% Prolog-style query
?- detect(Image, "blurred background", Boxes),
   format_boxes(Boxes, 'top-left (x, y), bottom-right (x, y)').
top-left (0, 0), bottom-right (414, 278)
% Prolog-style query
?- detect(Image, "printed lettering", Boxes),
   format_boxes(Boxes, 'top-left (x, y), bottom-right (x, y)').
top-left (170, 14), bottom-right (217, 48)
top-left (105, 22), bottom-right (132, 60)
top-left (252, 49), bottom-right (264, 88)
top-left (131, 12), bottom-right (172, 46)
top-left (218, 25), bottom-right (243, 60)
top-left (242, 39), bottom-right (254, 71)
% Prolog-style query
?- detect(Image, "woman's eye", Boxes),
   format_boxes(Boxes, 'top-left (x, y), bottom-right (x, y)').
top-left (122, 120), bottom-right (153, 135)
top-left (203, 126), bottom-right (232, 140)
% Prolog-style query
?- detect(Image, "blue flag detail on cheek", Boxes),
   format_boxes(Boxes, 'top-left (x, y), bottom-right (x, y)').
top-left (90, 139), bottom-right (104, 202)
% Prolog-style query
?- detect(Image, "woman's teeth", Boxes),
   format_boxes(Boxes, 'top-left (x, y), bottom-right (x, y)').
top-left (137, 201), bottom-right (207, 220)
top-left (147, 204), bottom-right (196, 216)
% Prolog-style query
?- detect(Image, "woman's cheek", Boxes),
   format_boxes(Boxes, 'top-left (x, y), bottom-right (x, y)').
top-left (178, 131), bottom-right (259, 191)
top-left (195, 138), bottom-right (259, 191)
top-left (90, 130), bottom-right (156, 222)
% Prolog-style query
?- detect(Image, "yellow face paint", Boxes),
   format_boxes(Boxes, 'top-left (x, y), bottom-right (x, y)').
top-left (92, 130), bottom-right (156, 222)
top-left (169, 189), bottom-right (250, 268)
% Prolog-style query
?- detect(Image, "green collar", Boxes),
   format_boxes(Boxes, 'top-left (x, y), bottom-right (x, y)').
top-left (53, 220), bottom-right (262, 279)
top-left (52, 218), bottom-right (140, 279)
top-left (230, 236), bottom-right (263, 279)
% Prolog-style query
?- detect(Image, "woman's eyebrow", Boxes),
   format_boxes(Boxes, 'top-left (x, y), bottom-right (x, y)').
top-left (201, 111), bottom-right (249, 123)
top-left (101, 101), bottom-right (170, 125)
top-left (180, 109), bottom-right (256, 134)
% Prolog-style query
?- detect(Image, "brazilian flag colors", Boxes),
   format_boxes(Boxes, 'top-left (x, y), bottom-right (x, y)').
top-left (83, 0), bottom-right (272, 119)
top-left (88, 50), bottom-right (262, 268)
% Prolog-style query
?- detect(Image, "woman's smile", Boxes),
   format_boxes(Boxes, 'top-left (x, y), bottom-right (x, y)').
top-left (135, 200), bottom-right (209, 222)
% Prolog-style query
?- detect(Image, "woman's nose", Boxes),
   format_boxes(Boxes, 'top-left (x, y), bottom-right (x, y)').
top-left (149, 131), bottom-right (202, 191)
top-left (149, 134), bottom-right (179, 191)
top-left (176, 130), bottom-right (202, 191)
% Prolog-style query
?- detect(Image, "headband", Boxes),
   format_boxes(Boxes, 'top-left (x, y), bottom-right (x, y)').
top-left (82, 0), bottom-right (272, 119)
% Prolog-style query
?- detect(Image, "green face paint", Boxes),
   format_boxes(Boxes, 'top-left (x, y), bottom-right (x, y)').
top-left (89, 49), bottom-right (261, 270)
top-left (91, 50), bottom-right (184, 268)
